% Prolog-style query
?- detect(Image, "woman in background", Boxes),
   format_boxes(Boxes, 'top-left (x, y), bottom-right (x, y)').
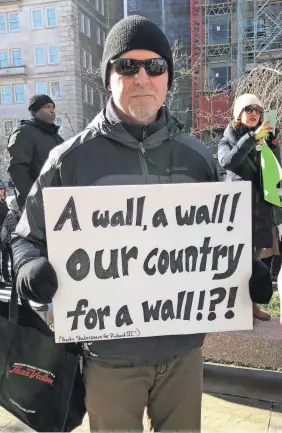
top-left (218, 94), bottom-right (278, 320)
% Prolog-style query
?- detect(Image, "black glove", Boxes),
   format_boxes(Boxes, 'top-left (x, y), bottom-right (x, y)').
top-left (249, 259), bottom-right (273, 304)
top-left (16, 257), bottom-right (58, 304)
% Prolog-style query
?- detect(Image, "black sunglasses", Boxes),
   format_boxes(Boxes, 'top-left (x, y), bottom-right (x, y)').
top-left (110, 58), bottom-right (168, 77)
top-left (244, 105), bottom-right (263, 115)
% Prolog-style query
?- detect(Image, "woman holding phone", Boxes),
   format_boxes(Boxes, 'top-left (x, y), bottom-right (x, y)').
top-left (218, 94), bottom-right (279, 320)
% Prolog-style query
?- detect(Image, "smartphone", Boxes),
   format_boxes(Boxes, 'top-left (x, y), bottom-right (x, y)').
top-left (264, 109), bottom-right (277, 130)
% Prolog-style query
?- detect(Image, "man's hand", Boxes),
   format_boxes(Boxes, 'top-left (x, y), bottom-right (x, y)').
top-left (255, 120), bottom-right (273, 141)
top-left (16, 257), bottom-right (58, 304)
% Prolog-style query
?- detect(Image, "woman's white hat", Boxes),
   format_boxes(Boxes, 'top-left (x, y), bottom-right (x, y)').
top-left (233, 93), bottom-right (263, 121)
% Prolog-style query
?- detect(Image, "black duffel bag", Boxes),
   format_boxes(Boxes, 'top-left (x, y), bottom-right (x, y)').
top-left (0, 281), bottom-right (86, 432)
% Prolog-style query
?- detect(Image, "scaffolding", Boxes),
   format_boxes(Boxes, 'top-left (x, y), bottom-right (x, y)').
top-left (237, 0), bottom-right (282, 77)
top-left (190, 0), bottom-right (203, 133)
top-left (203, 0), bottom-right (232, 91)
top-left (190, 0), bottom-right (282, 134)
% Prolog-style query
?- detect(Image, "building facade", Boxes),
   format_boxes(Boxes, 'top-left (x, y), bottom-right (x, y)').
top-left (191, 0), bottom-right (282, 145)
top-left (0, 0), bottom-right (122, 185)
top-left (124, 0), bottom-right (192, 129)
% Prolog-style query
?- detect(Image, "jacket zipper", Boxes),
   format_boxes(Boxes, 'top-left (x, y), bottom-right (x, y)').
top-left (138, 127), bottom-right (160, 363)
top-left (138, 127), bottom-right (149, 184)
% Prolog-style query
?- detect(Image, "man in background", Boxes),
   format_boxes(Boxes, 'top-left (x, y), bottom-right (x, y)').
top-left (8, 94), bottom-right (63, 210)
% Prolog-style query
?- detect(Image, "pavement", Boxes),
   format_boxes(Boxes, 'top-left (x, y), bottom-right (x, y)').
top-left (0, 393), bottom-right (281, 432)
top-left (1, 285), bottom-right (281, 431)
top-left (203, 317), bottom-right (282, 370)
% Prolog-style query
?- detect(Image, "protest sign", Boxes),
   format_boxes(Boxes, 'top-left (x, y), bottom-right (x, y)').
top-left (43, 182), bottom-right (253, 344)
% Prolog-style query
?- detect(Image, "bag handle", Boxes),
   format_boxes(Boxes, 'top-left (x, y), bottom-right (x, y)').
top-left (9, 279), bottom-right (34, 326)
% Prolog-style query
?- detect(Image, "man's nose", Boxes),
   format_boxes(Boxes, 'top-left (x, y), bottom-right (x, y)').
top-left (134, 67), bottom-right (150, 87)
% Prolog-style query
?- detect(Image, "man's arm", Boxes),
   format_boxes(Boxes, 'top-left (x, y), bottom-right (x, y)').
top-left (218, 133), bottom-right (257, 172)
top-left (11, 155), bottom-right (62, 303)
top-left (8, 127), bottom-right (35, 207)
top-left (12, 157), bottom-right (62, 274)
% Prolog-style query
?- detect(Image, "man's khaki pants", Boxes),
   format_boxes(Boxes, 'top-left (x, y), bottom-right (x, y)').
top-left (84, 347), bottom-right (203, 431)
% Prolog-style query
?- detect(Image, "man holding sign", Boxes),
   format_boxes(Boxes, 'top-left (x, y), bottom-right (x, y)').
top-left (12, 16), bottom-right (221, 431)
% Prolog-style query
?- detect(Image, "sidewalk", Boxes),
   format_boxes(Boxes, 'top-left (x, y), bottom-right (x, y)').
top-left (0, 393), bottom-right (281, 432)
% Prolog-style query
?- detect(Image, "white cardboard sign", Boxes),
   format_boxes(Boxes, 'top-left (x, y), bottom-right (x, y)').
top-left (43, 182), bottom-right (253, 344)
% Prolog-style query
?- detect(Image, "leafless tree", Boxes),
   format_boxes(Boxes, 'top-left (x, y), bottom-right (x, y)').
top-left (166, 41), bottom-right (191, 114)
top-left (81, 64), bottom-right (107, 110)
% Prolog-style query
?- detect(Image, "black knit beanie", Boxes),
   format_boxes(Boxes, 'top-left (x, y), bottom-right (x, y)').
top-left (28, 94), bottom-right (55, 115)
top-left (102, 15), bottom-right (173, 90)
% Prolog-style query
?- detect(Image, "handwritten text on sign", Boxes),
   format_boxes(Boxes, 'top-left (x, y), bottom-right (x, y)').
top-left (43, 182), bottom-right (253, 343)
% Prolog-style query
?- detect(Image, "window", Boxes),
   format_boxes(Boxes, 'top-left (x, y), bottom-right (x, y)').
top-left (48, 45), bottom-right (59, 64)
top-left (96, 26), bottom-right (101, 45)
top-left (87, 85), bottom-right (92, 104)
top-left (46, 7), bottom-right (57, 28)
top-left (0, 14), bottom-right (6, 33)
top-left (208, 15), bottom-right (230, 45)
top-left (0, 51), bottom-right (8, 68)
top-left (3, 120), bottom-right (14, 137)
top-left (91, 87), bottom-right (95, 105)
top-left (89, 87), bottom-right (94, 105)
top-left (79, 12), bottom-right (85, 33)
top-left (85, 16), bottom-right (91, 37)
top-left (95, 0), bottom-right (105, 15)
top-left (87, 52), bottom-right (92, 69)
top-left (8, 13), bottom-right (19, 32)
top-left (100, 92), bottom-right (107, 107)
top-left (81, 50), bottom-right (92, 69)
top-left (36, 82), bottom-right (48, 94)
top-left (50, 81), bottom-right (61, 99)
top-left (97, 26), bottom-right (105, 46)
top-left (34, 46), bottom-right (45, 65)
top-left (82, 83), bottom-right (88, 102)
top-left (31, 9), bottom-right (43, 29)
top-left (208, 64), bottom-right (231, 91)
top-left (11, 49), bottom-right (22, 67)
top-left (14, 84), bottom-right (24, 103)
top-left (99, 0), bottom-right (105, 15)
top-left (79, 12), bottom-right (91, 37)
top-left (1, 86), bottom-right (12, 104)
top-left (81, 48), bottom-right (87, 68)
top-left (56, 116), bottom-right (63, 136)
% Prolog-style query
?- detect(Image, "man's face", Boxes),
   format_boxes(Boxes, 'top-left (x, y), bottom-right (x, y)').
top-left (36, 103), bottom-right (56, 124)
top-left (108, 49), bottom-right (169, 124)
top-left (0, 189), bottom-right (5, 203)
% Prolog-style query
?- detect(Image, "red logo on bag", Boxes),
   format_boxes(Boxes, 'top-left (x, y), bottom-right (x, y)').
top-left (9, 363), bottom-right (54, 386)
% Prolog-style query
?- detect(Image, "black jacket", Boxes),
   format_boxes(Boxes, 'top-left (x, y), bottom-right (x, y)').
top-left (12, 100), bottom-right (218, 367)
top-left (218, 123), bottom-right (279, 250)
top-left (0, 202), bottom-right (8, 228)
top-left (8, 118), bottom-right (63, 209)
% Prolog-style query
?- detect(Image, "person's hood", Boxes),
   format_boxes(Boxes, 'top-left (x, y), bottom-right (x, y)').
top-left (87, 97), bottom-right (184, 149)
top-left (20, 118), bottom-right (60, 135)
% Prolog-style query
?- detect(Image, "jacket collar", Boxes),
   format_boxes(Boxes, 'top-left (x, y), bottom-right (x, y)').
top-left (106, 98), bottom-right (167, 142)
top-left (21, 117), bottom-right (60, 135)
top-left (88, 97), bottom-right (184, 150)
